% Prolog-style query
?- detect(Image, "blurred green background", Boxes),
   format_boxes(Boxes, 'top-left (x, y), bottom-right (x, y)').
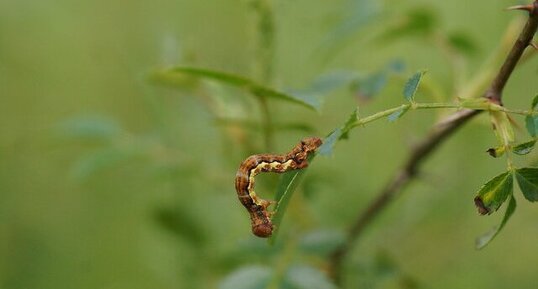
top-left (1, 0), bottom-right (538, 288)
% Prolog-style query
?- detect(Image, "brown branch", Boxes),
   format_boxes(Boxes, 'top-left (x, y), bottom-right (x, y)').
top-left (329, 1), bottom-right (538, 283)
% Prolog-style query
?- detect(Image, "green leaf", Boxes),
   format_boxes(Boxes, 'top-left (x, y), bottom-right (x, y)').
top-left (531, 94), bottom-right (538, 110)
top-left (388, 105), bottom-right (410, 122)
top-left (476, 195), bottom-right (516, 249)
top-left (317, 129), bottom-right (342, 156)
top-left (154, 67), bottom-right (320, 111)
top-left (377, 8), bottom-right (437, 41)
top-left (525, 115), bottom-right (538, 137)
top-left (218, 266), bottom-right (273, 289)
top-left (283, 265), bottom-right (337, 289)
top-left (70, 148), bottom-right (130, 181)
top-left (403, 71), bottom-right (426, 102)
top-left (474, 171), bottom-right (513, 215)
top-left (298, 230), bottom-right (345, 256)
top-left (355, 71), bottom-right (387, 100)
top-left (512, 140), bottom-right (536, 155)
top-left (447, 31), bottom-right (478, 56)
top-left (270, 154), bottom-right (316, 244)
top-left (57, 116), bottom-right (122, 140)
top-left (514, 168), bottom-right (538, 202)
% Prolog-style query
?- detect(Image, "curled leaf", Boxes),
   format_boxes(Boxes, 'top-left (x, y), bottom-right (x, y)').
top-left (512, 140), bottom-right (536, 155)
top-left (474, 171), bottom-right (513, 215)
top-left (475, 195), bottom-right (516, 249)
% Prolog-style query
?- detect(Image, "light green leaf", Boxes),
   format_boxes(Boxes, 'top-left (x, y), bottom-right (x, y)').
top-left (270, 154), bottom-right (317, 244)
top-left (219, 266), bottom-right (273, 289)
top-left (474, 171), bottom-right (513, 215)
top-left (154, 67), bottom-right (320, 111)
top-left (298, 230), bottom-right (345, 256)
top-left (512, 140), bottom-right (536, 155)
top-left (403, 71), bottom-right (426, 102)
top-left (388, 105), bottom-right (410, 122)
top-left (283, 265), bottom-right (337, 289)
top-left (476, 195), bottom-right (516, 249)
top-left (514, 168), bottom-right (538, 202)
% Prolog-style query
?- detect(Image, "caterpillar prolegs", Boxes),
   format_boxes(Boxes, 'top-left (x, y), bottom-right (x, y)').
top-left (234, 137), bottom-right (323, 237)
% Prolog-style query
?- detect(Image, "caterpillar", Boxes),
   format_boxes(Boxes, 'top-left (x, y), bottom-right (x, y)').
top-left (235, 137), bottom-right (323, 238)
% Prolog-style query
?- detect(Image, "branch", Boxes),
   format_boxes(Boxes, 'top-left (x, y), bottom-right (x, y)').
top-left (329, 1), bottom-right (538, 283)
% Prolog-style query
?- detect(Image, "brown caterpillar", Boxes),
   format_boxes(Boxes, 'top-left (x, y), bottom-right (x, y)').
top-left (235, 137), bottom-right (323, 238)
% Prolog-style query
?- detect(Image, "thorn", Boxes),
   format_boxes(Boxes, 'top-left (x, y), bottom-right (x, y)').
top-left (530, 42), bottom-right (538, 50)
top-left (506, 4), bottom-right (534, 13)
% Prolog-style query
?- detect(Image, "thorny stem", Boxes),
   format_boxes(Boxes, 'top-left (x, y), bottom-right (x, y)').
top-left (329, 1), bottom-right (538, 284)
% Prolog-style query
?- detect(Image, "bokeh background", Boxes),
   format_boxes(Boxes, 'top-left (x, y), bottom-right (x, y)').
top-left (1, 0), bottom-right (538, 288)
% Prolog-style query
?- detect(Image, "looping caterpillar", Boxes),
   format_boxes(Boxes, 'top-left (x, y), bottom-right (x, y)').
top-left (234, 137), bottom-right (323, 238)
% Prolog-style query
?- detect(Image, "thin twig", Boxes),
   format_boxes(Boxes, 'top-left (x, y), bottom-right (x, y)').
top-left (329, 1), bottom-right (538, 283)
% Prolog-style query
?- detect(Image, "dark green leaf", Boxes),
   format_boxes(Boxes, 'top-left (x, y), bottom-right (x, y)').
top-left (512, 140), bottom-right (536, 155)
top-left (403, 71), bottom-right (426, 102)
top-left (298, 230), bottom-right (345, 256)
top-left (283, 265), bottom-right (337, 289)
top-left (218, 266), bottom-right (273, 289)
top-left (155, 67), bottom-right (320, 111)
top-left (514, 168), bottom-right (538, 202)
top-left (448, 31), bottom-right (478, 56)
top-left (476, 195), bottom-right (516, 249)
top-left (526, 115), bottom-right (538, 137)
top-left (154, 206), bottom-right (207, 245)
top-left (531, 94), bottom-right (538, 110)
top-left (388, 105), bottom-right (410, 122)
top-left (270, 154), bottom-right (316, 244)
top-left (340, 107), bottom-right (360, 139)
top-left (474, 171), bottom-right (513, 215)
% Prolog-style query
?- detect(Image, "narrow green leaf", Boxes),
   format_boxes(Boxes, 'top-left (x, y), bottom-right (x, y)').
top-left (298, 230), bottom-right (345, 256)
top-left (270, 154), bottom-right (316, 244)
top-left (512, 140), bottom-right (536, 155)
top-left (284, 265), bottom-right (337, 289)
top-left (514, 168), bottom-right (538, 202)
top-left (476, 195), bottom-right (516, 249)
top-left (155, 67), bottom-right (320, 111)
top-left (525, 115), bottom-right (538, 137)
top-left (219, 266), bottom-right (273, 289)
top-left (473, 171), bottom-right (513, 215)
top-left (403, 71), bottom-right (426, 102)
top-left (388, 106), bottom-right (410, 122)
